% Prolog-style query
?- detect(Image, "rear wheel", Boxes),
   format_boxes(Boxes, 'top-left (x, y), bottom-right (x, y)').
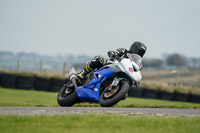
top-left (57, 81), bottom-right (78, 107)
top-left (99, 80), bottom-right (129, 107)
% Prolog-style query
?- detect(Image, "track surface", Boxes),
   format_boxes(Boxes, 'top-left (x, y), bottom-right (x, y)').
top-left (0, 107), bottom-right (200, 116)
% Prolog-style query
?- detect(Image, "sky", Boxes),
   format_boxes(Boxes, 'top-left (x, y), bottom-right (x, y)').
top-left (0, 0), bottom-right (200, 58)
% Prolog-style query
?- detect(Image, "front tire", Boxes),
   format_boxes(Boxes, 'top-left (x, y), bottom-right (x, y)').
top-left (57, 82), bottom-right (78, 107)
top-left (99, 80), bottom-right (130, 107)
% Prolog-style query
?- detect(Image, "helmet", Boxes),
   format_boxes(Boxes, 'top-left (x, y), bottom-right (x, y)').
top-left (129, 41), bottom-right (147, 57)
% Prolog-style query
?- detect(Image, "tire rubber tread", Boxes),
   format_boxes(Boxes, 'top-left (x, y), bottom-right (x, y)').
top-left (57, 82), bottom-right (78, 107)
top-left (99, 80), bottom-right (129, 107)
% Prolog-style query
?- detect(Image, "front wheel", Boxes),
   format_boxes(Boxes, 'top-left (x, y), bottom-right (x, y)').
top-left (99, 80), bottom-right (130, 107)
top-left (57, 82), bottom-right (78, 107)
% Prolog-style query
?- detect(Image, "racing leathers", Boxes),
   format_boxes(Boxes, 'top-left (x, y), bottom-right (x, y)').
top-left (78, 48), bottom-right (131, 79)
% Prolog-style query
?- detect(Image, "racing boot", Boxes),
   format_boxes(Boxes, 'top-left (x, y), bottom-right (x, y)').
top-left (77, 56), bottom-right (106, 81)
top-left (77, 69), bottom-right (87, 80)
top-left (77, 64), bottom-right (93, 81)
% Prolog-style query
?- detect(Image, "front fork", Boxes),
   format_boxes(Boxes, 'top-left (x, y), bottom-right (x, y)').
top-left (110, 77), bottom-right (120, 87)
top-left (109, 77), bottom-right (129, 100)
top-left (71, 77), bottom-right (78, 89)
top-left (69, 68), bottom-right (78, 89)
top-left (110, 76), bottom-right (130, 87)
top-left (111, 76), bottom-right (133, 100)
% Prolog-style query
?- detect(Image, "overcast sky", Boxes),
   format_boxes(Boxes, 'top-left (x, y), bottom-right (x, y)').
top-left (0, 0), bottom-right (200, 58)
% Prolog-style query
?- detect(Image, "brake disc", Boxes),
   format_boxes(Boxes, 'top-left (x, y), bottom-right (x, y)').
top-left (104, 86), bottom-right (119, 98)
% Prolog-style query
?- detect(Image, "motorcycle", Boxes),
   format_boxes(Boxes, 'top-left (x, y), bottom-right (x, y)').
top-left (57, 53), bottom-right (143, 107)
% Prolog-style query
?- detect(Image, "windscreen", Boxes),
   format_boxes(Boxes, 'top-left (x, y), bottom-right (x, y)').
top-left (127, 54), bottom-right (142, 67)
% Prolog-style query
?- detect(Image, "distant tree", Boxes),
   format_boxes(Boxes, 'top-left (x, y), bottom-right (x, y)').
top-left (166, 53), bottom-right (187, 68)
top-left (190, 57), bottom-right (199, 69)
top-left (143, 58), bottom-right (163, 68)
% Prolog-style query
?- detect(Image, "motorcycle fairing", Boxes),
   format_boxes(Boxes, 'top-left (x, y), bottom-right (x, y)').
top-left (76, 67), bottom-right (115, 102)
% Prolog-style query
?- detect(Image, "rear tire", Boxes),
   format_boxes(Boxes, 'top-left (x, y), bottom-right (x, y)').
top-left (57, 82), bottom-right (78, 107)
top-left (99, 80), bottom-right (129, 107)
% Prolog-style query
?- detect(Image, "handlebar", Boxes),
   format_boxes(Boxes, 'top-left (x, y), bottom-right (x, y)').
top-left (111, 54), bottom-right (125, 62)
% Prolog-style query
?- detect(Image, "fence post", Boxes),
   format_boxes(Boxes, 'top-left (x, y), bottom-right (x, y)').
top-left (40, 61), bottom-right (43, 73)
top-left (63, 62), bottom-right (67, 77)
top-left (176, 72), bottom-right (180, 87)
top-left (17, 59), bottom-right (20, 72)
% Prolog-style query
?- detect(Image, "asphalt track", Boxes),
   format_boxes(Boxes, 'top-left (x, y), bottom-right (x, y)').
top-left (0, 107), bottom-right (200, 116)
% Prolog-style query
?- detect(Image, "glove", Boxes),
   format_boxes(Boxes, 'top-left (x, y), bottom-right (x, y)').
top-left (116, 48), bottom-right (126, 56)
top-left (108, 51), bottom-right (118, 59)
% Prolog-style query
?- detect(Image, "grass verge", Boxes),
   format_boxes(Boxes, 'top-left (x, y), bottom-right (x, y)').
top-left (0, 87), bottom-right (58, 107)
top-left (0, 87), bottom-right (200, 108)
top-left (0, 114), bottom-right (200, 133)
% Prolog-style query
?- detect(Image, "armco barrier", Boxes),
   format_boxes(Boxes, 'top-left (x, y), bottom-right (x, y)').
top-left (16, 75), bottom-right (34, 90)
top-left (0, 73), bottom-right (17, 88)
top-left (34, 77), bottom-right (50, 91)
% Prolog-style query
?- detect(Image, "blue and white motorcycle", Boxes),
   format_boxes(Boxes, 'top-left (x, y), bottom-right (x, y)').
top-left (57, 53), bottom-right (143, 107)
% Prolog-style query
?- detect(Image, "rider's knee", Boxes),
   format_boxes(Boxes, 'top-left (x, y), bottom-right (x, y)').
top-left (90, 56), bottom-right (107, 69)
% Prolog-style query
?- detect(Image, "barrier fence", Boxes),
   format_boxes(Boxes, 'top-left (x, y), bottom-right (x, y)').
top-left (0, 73), bottom-right (68, 92)
top-left (0, 73), bottom-right (200, 103)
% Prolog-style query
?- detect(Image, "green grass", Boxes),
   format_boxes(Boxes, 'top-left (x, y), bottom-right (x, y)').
top-left (0, 87), bottom-right (200, 108)
top-left (0, 114), bottom-right (200, 133)
top-left (116, 97), bottom-right (200, 109)
top-left (0, 87), bottom-right (58, 107)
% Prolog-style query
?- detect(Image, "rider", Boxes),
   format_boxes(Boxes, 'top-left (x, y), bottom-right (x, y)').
top-left (78, 41), bottom-right (147, 80)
